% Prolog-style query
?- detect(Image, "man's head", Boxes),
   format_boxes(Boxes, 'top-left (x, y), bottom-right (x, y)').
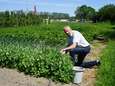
top-left (64, 26), bottom-right (72, 36)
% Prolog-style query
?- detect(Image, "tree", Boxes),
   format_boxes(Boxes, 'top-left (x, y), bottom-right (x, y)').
top-left (92, 12), bottom-right (99, 23)
top-left (98, 4), bottom-right (115, 23)
top-left (75, 5), bottom-right (96, 22)
top-left (0, 12), bottom-right (5, 26)
top-left (4, 11), bottom-right (10, 26)
top-left (51, 12), bottom-right (69, 19)
top-left (39, 12), bottom-right (49, 19)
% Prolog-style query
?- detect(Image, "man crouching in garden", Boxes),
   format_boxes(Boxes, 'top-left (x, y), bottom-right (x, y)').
top-left (60, 26), bottom-right (101, 67)
top-left (60, 26), bottom-right (91, 66)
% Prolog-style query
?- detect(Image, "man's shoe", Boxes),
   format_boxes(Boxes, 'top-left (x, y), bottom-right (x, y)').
top-left (96, 60), bottom-right (101, 66)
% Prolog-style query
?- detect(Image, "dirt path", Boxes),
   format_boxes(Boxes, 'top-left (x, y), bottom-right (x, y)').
top-left (0, 40), bottom-right (106, 86)
top-left (80, 40), bottom-right (106, 86)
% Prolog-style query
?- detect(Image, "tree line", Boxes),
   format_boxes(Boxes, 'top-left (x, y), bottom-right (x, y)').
top-left (0, 10), bottom-right (70, 27)
top-left (0, 4), bottom-right (115, 27)
top-left (75, 4), bottom-right (115, 23)
top-left (39, 12), bottom-right (69, 19)
top-left (0, 10), bottom-right (42, 27)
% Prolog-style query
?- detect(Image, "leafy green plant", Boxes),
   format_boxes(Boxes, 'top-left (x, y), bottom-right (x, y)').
top-left (0, 43), bottom-right (73, 83)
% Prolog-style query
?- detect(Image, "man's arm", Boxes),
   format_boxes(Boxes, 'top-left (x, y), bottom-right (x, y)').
top-left (63, 43), bottom-right (77, 51)
top-left (60, 43), bottom-right (77, 54)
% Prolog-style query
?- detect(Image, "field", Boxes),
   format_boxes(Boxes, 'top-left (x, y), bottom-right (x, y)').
top-left (0, 22), bottom-right (115, 85)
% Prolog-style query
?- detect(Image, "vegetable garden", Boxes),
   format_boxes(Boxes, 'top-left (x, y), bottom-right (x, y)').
top-left (0, 22), bottom-right (115, 85)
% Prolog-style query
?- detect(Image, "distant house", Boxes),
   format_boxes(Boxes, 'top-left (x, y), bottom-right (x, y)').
top-left (60, 19), bottom-right (69, 22)
top-left (50, 19), bottom-right (69, 22)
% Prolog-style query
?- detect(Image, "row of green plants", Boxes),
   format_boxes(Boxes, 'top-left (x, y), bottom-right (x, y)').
top-left (0, 23), bottom-right (67, 46)
top-left (0, 42), bottom-right (73, 83)
top-left (0, 23), bottom-right (71, 83)
top-left (96, 40), bottom-right (115, 86)
top-left (0, 22), bottom-right (114, 83)
top-left (0, 22), bottom-right (113, 45)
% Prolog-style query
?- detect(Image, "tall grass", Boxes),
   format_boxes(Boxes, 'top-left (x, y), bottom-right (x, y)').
top-left (96, 40), bottom-right (115, 86)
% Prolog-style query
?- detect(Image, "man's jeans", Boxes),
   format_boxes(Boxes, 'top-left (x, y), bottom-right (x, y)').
top-left (69, 46), bottom-right (90, 66)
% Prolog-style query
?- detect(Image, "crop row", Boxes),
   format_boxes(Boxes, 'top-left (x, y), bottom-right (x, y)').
top-left (0, 43), bottom-right (73, 83)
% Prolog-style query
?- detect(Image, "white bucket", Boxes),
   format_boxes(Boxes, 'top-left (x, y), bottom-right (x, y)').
top-left (73, 66), bottom-right (84, 84)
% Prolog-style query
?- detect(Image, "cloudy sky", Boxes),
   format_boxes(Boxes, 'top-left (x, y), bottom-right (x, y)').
top-left (0, 0), bottom-right (115, 16)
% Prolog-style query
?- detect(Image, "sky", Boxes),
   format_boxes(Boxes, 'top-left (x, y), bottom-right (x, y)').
top-left (0, 0), bottom-right (115, 16)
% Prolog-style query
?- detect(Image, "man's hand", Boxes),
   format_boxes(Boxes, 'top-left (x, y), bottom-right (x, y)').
top-left (60, 43), bottom-right (76, 54)
top-left (60, 49), bottom-right (66, 54)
